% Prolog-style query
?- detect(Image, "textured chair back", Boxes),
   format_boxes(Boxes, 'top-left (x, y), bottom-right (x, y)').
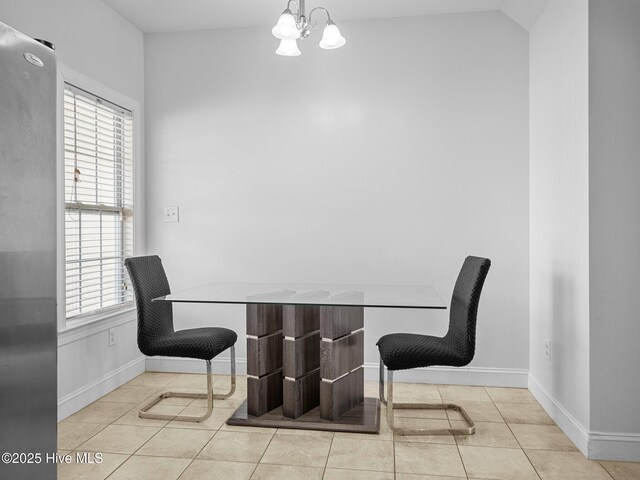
top-left (124, 255), bottom-right (175, 356)
top-left (443, 256), bottom-right (491, 365)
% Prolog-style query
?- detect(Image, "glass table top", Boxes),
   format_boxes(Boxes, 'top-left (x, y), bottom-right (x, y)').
top-left (154, 282), bottom-right (446, 309)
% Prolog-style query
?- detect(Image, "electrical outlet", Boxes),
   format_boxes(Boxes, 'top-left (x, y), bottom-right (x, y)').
top-left (544, 339), bottom-right (551, 361)
top-left (163, 206), bottom-right (179, 223)
top-left (109, 328), bottom-right (117, 347)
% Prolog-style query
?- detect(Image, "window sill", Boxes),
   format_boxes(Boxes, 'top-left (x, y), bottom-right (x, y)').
top-left (58, 305), bottom-right (137, 347)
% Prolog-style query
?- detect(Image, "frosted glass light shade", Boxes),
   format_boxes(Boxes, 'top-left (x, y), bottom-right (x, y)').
top-left (319, 22), bottom-right (346, 49)
top-left (272, 10), bottom-right (300, 40)
top-left (276, 39), bottom-right (301, 56)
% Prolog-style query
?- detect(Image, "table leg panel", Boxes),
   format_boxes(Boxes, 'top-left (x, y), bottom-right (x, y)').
top-left (283, 369), bottom-right (321, 419)
top-left (247, 331), bottom-right (283, 377)
top-left (246, 304), bottom-right (283, 417)
top-left (283, 332), bottom-right (321, 378)
top-left (282, 305), bottom-right (321, 418)
top-left (320, 304), bottom-right (364, 339)
top-left (247, 369), bottom-right (283, 417)
top-left (320, 330), bottom-right (364, 380)
top-left (283, 305), bottom-right (320, 337)
top-left (320, 367), bottom-right (365, 421)
top-left (246, 303), bottom-right (283, 336)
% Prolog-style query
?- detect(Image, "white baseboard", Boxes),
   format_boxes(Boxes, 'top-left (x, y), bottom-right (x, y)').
top-left (528, 373), bottom-right (640, 461)
top-left (376, 364), bottom-right (529, 387)
top-left (145, 355), bottom-right (245, 375)
top-left (589, 431), bottom-right (640, 462)
top-left (57, 356), bottom-right (145, 421)
top-left (527, 373), bottom-right (590, 455)
top-left (145, 355), bottom-right (527, 388)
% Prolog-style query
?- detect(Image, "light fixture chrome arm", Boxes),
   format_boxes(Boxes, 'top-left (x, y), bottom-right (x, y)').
top-left (286, 0), bottom-right (300, 15)
top-left (308, 6), bottom-right (332, 27)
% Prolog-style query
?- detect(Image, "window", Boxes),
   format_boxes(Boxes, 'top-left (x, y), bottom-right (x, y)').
top-left (64, 84), bottom-right (134, 319)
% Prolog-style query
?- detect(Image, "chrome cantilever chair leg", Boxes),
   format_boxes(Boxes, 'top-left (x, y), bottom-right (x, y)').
top-left (379, 356), bottom-right (387, 406)
top-left (139, 346), bottom-right (237, 423)
top-left (380, 356), bottom-right (475, 435)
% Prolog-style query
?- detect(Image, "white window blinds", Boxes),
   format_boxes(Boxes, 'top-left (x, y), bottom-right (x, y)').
top-left (64, 84), bottom-right (134, 319)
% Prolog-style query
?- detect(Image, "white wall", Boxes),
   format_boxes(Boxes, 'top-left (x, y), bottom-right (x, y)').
top-left (0, 0), bottom-right (145, 419)
top-left (528, 0), bottom-right (590, 452)
top-left (144, 12), bottom-right (530, 384)
top-left (529, 0), bottom-right (640, 461)
top-left (588, 0), bottom-right (640, 460)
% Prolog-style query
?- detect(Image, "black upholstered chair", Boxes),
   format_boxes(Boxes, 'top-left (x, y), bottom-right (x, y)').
top-left (125, 255), bottom-right (237, 422)
top-left (377, 255), bottom-right (491, 435)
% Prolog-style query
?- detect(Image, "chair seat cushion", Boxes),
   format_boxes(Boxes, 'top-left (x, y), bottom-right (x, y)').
top-left (145, 327), bottom-right (237, 361)
top-left (377, 333), bottom-right (467, 371)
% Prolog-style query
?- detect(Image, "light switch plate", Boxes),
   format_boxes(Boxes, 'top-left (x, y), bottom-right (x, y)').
top-left (164, 206), bottom-right (179, 223)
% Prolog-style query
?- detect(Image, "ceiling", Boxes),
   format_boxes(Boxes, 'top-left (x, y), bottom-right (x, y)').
top-left (102, 0), bottom-right (549, 34)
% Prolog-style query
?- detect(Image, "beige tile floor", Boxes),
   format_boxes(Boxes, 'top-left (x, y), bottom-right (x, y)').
top-left (57, 372), bottom-right (639, 480)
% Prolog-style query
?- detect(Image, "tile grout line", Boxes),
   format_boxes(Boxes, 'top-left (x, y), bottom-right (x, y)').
top-left (482, 384), bottom-right (621, 480)
top-left (105, 393), bottom-right (238, 480)
top-left (446, 443), bottom-right (587, 453)
top-left (102, 453), bottom-right (133, 480)
top-left (65, 375), bottom-right (246, 478)
top-left (102, 412), bottom-right (169, 479)
top-left (486, 386), bottom-right (614, 480)
top-left (453, 423), bottom-right (471, 480)
top-left (105, 377), bottom-right (191, 480)
top-left (488, 385), bottom-right (543, 480)
top-left (103, 401), bottom-right (190, 479)
top-left (69, 373), bottom-right (177, 480)
top-left (61, 422), bottom-right (111, 452)
top-left (247, 426), bottom-right (278, 479)
top-left (175, 410), bottom-right (223, 480)
top-left (596, 461), bottom-right (618, 480)
top-left (322, 432), bottom-right (335, 479)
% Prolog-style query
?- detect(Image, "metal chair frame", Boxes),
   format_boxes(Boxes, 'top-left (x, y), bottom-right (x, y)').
top-left (379, 357), bottom-right (475, 435)
top-left (139, 346), bottom-right (236, 423)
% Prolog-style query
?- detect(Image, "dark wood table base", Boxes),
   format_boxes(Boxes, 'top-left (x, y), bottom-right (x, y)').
top-left (242, 300), bottom-right (375, 433)
top-left (227, 397), bottom-right (381, 434)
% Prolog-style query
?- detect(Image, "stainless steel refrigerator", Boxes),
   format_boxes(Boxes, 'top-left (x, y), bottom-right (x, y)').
top-left (0, 21), bottom-right (57, 480)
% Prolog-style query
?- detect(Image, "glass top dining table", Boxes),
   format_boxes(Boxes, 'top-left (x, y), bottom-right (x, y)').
top-left (153, 281), bottom-right (446, 434)
top-left (153, 281), bottom-right (447, 309)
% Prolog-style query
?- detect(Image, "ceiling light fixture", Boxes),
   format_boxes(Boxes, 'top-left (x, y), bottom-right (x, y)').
top-left (272, 0), bottom-right (346, 56)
